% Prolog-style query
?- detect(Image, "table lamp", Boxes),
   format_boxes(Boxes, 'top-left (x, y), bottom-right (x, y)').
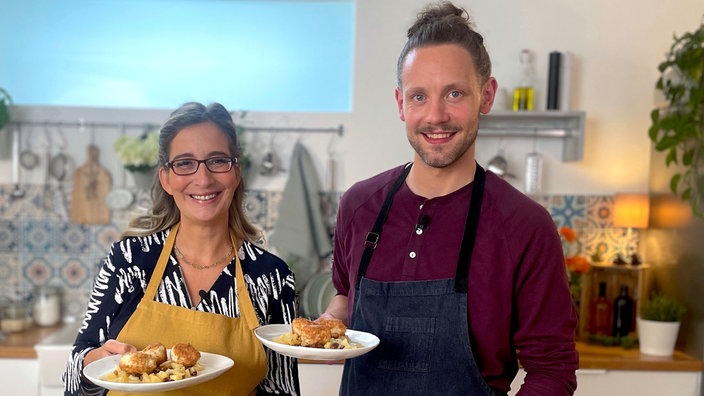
top-left (613, 193), bottom-right (650, 264)
top-left (649, 193), bottom-right (693, 228)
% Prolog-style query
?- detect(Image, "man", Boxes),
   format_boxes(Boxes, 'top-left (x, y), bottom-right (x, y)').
top-left (320, 1), bottom-right (578, 395)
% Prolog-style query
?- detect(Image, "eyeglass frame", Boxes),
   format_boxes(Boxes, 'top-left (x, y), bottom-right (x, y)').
top-left (165, 156), bottom-right (238, 176)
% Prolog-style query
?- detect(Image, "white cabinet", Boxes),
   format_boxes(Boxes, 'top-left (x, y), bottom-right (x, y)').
top-left (299, 362), bottom-right (343, 395)
top-left (0, 358), bottom-right (39, 396)
top-left (301, 364), bottom-right (703, 396)
top-left (509, 368), bottom-right (703, 396)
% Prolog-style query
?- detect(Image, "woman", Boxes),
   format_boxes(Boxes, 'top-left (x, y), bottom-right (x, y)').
top-left (63, 102), bottom-right (300, 395)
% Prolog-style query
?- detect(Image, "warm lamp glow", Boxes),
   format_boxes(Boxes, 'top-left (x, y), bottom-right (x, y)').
top-left (650, 194), bottom-right (693, 228)
top-left (613, 194), bottom-right (650, 229)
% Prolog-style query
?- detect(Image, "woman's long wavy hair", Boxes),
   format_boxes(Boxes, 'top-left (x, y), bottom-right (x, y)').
top-left (121, 102), bottom-right (262, 244)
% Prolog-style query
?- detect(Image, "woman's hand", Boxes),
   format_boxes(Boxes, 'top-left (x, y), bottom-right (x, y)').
top-left (84, 340), bottom-right (137, 366)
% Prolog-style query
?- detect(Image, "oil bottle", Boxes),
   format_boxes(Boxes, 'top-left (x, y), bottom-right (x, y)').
top-left (513, 49), bottom-right (534, 111)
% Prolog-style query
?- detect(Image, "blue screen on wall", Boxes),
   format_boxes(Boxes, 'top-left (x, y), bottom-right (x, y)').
top-left (0, 0), bottom-right (354, 112)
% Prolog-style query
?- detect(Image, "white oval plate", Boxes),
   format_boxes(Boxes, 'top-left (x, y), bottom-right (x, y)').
top-left (255, 324), bottom-right (379, 361)
top-left (84, 351), bottom-right (234, 393)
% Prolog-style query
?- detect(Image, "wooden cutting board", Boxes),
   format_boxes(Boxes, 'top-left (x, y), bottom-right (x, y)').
top-left (70, 144), bottom-right (112, 224)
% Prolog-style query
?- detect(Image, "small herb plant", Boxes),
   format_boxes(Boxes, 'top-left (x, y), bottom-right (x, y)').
top-left (648, 17), bottom-right (704, 217)
top-left (0, 88), bottom-right (12, 130)
top-left (640, 292), bottom-right (686, 322)
top-left (114, 131), bottom-right (159, 173)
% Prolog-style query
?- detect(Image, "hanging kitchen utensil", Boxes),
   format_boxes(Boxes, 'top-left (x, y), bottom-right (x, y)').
top-left (524, 131), bottom-right (544, 194)
top-left (49, 127), bottom-right (73, 218)
top-left (18, 124), bottom-right (39, 171)
top-left (104, 125), bottom-right (134, 210)
top-left (10, 125), bottom-right (25, 199)
top-left (70, 144), bottom-right (112, 224)
top-left (487, 146), bottom-right (514, 178)
top-left (259, 133), bottom-right (283, 176)
top-left (39, 127), bottom-right (52, 209)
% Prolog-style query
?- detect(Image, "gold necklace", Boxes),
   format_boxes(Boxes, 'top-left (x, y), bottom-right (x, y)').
top-left (174, 243), bottom-right (235, 270)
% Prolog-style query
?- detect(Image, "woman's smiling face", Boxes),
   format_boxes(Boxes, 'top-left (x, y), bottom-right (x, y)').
top-left (159, 121), bottom-right (239, 226)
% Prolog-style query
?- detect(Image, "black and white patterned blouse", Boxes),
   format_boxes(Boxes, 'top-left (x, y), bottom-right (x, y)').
top-left (62, 229), bottom-right (300, 396)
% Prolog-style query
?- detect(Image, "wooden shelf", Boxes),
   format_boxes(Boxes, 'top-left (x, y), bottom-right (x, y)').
top-left (479, 110), bottom-right (585, 161)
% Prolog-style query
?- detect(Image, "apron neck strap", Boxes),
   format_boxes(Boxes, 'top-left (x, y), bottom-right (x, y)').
top-left (354, 162), bottom-right (486, 292)
top-left (144, 223), bottom-right (180, 299)
top-left (355, 163), bottom-right (412, 290)
top-left (454, 164), bottom-right (485, 293)
top-left (145, 223), bottom-right (261, 330)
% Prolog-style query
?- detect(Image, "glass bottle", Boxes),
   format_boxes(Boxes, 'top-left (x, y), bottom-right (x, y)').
top-left (513, 49), bottom-right (534, 111)
top-left (612, 285), bottom-right (634, 337)
top-left (590, 282), bottom-right (612, 336)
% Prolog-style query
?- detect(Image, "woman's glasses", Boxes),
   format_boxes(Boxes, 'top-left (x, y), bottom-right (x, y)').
top-left (166, 157), bottom-right (237, 176)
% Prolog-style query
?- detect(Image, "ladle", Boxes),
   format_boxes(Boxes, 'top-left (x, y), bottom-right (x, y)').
top-left (487, 148), bottom-right (514, 178)
top-left (259, 134), bottom-right (282, 176)
top-left (18, 124), bottom-right (39, 171)
top-left (10, 126), bottom-right (25, 198)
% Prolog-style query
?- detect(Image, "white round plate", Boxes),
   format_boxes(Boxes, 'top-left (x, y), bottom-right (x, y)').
top-left (104, 188), bottom-right (134, 210)
top-left (255, 324), bottom-right (379, 361)
top-left (83, 351), bottom-right (234, 393)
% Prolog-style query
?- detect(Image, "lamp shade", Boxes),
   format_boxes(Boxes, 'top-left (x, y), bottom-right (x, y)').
top-left (650, 194), bottom-right (692, 228)
top-left (613, 193), bottom-right (650, 228)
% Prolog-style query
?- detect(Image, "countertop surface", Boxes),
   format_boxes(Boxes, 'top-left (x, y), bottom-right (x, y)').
top-left (0, 324), bottom-right (65, 358)
top-left (2, 323), bottom-right (703, 372)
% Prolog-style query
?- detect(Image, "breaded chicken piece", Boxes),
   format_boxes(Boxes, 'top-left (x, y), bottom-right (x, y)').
top-left (317, 318), bottom-right (347, 338)
top-left (119, 351), bottom-right (157, 374)
top-left (171, 343), bottom-right (201, 367)
top-left (142, 342), bottom-right (167, 365)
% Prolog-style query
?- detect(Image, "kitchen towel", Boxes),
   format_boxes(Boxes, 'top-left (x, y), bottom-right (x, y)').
top-left (547, 51), bottom-right (562, 110)
top-left (268, 142), bottom-right (332, 292)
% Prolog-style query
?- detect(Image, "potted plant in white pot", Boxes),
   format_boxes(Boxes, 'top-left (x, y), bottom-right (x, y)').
top-left (113, 130), bottom-right (159, 192)
top-left (637, 292), bottom-right (687, 356)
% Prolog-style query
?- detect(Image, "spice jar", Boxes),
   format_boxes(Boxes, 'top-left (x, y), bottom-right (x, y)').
top-left (1, 301), bottom-right (31, 333)
top-left (33, 286), bottom-right (62, 327)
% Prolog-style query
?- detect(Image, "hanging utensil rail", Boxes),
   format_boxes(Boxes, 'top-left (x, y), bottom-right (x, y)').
top-left (8, 121), bottom-right (345, 136)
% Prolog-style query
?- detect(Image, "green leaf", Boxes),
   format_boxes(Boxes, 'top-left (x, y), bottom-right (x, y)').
top-left (670, 174), bottom-right (682, 193)
top-left (665, 148), bottom-right (678, 165)
top-left (683, 148), bottom-right (695, 165)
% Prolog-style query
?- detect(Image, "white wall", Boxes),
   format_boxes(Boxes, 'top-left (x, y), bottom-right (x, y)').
top-left (2, 0), bottom-right (703, 195)
top-left (343, 0), bottom-right (704, 195)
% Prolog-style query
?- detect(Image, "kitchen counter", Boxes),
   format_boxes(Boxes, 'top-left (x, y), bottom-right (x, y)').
top-left (576, 341), bottom-right (703, 371)
top-left (303, 341), bottom-right (704, 372)
top-left (2, 323), bottom-right (703, 373)
top-left (0, 324), bottom-right (64, 358)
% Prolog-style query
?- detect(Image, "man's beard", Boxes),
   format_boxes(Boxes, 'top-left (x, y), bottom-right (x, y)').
top-left (409, 125), bottom-right (477, 168)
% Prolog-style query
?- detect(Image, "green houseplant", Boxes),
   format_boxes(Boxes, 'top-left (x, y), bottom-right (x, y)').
top-left (640, 292), bottom-right (687, 322)
top-left (0, 88), bottom-right (13, 159)
top-left (0, 87), bottom-right (11, 130)
top-left (648, 17), bottom-right (704, 217)
top-left (637, 292), bottom-right (687, 356)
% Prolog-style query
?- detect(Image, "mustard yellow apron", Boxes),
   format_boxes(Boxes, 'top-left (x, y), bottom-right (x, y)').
top-left (111, 223), bottom-right (267, 395)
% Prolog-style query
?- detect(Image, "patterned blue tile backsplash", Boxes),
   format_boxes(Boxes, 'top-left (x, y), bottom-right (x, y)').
top-left (0, 184), bottom-right (636, 321)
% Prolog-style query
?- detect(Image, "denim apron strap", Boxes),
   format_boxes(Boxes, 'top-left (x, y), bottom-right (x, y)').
top-left (355, 162), bottom-right (412, 290)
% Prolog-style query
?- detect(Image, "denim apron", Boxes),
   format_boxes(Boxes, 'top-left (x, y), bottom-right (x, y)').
top-left (340, 163), bottom-right (494, 396)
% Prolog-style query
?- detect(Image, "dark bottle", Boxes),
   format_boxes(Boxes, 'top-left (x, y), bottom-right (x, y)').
top-left (612, 285), bottom-right (634, 337)
top-left (590, 282), bottom-right (612, 336)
